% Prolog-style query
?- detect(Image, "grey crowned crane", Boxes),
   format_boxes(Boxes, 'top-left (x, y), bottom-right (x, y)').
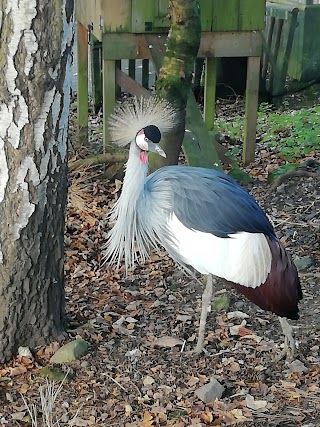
top-left (104, 96), bottom-right (302, 358)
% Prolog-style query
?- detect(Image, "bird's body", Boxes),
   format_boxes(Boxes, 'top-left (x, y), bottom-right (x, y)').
top-left (105, 96), bottom-right (302, 356)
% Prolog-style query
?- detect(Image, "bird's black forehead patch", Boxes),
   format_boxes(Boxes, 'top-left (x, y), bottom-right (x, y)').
top-left (144, 125), bottom-right (161, 143)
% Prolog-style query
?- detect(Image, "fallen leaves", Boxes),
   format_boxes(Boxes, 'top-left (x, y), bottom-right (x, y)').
top-left (0, 96), bottom-right (319, 426)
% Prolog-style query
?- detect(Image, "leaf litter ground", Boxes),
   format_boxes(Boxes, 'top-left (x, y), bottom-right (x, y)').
top-left (0, 98), bottom-right (319, 427)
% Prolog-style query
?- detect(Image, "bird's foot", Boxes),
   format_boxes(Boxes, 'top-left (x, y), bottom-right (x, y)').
top-left (275, 338), bottom-right (295, 362)
top-left (276, 317), bottom-right (296, 361)
top-left (193, 340), bottom-right (209, 355)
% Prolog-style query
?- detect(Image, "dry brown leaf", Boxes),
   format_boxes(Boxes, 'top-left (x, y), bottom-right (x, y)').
top-left (245, 394), bottom-right (268, 410)
top-left (154, 336), bottom-right (184, 348)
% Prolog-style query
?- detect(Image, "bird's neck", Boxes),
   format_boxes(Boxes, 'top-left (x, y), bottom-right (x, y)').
top-left (120, 142), bottom-right (148, 205)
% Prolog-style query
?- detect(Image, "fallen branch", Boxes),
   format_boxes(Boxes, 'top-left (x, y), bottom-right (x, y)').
top-left (271, 170), bottom-right (319, 191)
top-left (69, 152), bottom-right (127, 171)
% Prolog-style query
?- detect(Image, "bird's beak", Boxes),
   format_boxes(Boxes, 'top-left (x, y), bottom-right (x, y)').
top-left (148, 141), bottom-right (166, 158)
top-left (155, 145), bottom-right (166, 158)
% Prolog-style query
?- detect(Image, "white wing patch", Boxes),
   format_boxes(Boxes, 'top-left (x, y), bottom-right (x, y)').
top-left (167, 213), bottom-right (272, 288)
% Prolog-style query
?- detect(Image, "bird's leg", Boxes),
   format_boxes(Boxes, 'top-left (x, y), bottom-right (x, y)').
top-left (276, 317), bottom-right (296, 361)
top-left (195, 274), bottom-right (214, 354)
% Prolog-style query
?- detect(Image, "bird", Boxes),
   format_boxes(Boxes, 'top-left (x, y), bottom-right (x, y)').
top-left (104, 96), bottom-right (302, 358)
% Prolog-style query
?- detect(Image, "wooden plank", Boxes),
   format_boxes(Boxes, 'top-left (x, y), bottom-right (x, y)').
top-left (101, 0), bottom-right (132, 33)
top-left (102, 60), bottom-right (116, 145)
top-left (76, 0), bottom-right (102, 40)
top-left (116, 69), bottom-right (151, 98)
top-left (212, 0), bottom-right (239, 31)
top-left (103, 33), bottom-right (151, 60)
top-left (90, 35), bottom-right (102, 113)
top-left (144, 34), bottom-right (167, 70)
top-left (77, 21), bottom-right (88, 145)
top-left (103, 32), bottom-right (262, 60)
top-left (239, 0), bottom-right (265, 30)
top-left (132, 0), bottom-right (157, 32)
top-left (243, 56), bottom-right (260, 165)
top-left (204, 57), bottom-right (216, 130)
top-left (199, 32), bottom-right (262, 57)
top-left (198, 0), bottom-right (213, 31)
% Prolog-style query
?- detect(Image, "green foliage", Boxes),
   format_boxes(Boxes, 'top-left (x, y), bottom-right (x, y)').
top-left (258, 104), bottom-right (320, 161)
top-left (215, 104), bottom-right (320, 162)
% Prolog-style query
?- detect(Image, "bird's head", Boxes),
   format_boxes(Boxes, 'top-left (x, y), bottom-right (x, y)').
top-left (135, 124), bottom-right (166, 164)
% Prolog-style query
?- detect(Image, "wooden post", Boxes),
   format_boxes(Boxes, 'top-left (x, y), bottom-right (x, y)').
top-left (243, 56), bottom-right (260, 165)
top-left (204, 57), bottom-right (217, 130)
top-left (77, 21), bottom-right (88, 145)
top-left (90, 34), bottom-right (103, 113)
top-left (102, 59), bottom-right (116, 146)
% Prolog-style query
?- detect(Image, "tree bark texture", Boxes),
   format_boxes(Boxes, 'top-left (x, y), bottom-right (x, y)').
top-left (0, 0), bottom-right (74, 362)
top-left (149, 0), bottom-right (201, 172)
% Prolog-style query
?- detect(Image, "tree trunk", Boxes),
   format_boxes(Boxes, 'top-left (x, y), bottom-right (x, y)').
top-left (0, 0), bottom-right (74, 362)
top-left (149, 0), bottom-right (201, 171)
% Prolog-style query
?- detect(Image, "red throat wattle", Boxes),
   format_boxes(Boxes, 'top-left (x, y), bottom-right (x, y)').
top-left (139, 151), bottom-right (148, 164)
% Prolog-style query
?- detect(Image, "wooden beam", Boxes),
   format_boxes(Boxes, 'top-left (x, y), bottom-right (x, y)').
top-left (77, 20), bottom-right (88, 145)
top-left (103, 31), bottom-right (263, 60)
top-left (199, 31), bottom-right (263, 57)
top-left (116, 69), bottom-right (151, 98)
top-left (103, 33), bottom-right (151, 60)
top-left (144, 34), bottom-right (167, 71)
top-left (243, 56), bottom-right (260, 164)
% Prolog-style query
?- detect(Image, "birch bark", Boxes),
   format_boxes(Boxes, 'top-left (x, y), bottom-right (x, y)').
top-left (0, 0), bottom-right (74, 362)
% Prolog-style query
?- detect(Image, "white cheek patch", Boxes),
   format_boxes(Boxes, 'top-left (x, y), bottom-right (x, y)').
top-left (136, 133), bottom-right (149, 151)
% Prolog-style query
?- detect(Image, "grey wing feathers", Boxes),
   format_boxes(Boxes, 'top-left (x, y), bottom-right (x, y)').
top-left (145, 166), bottom-right (275, 238)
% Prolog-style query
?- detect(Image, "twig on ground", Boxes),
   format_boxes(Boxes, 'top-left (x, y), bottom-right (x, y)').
top-left (271, 170), bottom-right (319, 191)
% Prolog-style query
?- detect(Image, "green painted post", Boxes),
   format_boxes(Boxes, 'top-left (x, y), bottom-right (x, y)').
top-left (102, 58), bottom-right (116, 146)
top-left (243, 56), bottom-right (260, 164)
top-left (204, 57), bottom-right (217, 130)
top-left (77, 21), bottom-right (88, 145)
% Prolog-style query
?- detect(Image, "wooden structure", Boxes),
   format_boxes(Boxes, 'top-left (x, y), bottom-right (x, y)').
top-left (263, 2), bottom-right (299, 96)
top-left (76, 0), bottom-right (265, 164)
top-left (264, 0), bottom-right (320, 96)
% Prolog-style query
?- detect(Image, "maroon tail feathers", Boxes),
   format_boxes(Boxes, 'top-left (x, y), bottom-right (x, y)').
top-left (230, 238), bottom-right (302, 320)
